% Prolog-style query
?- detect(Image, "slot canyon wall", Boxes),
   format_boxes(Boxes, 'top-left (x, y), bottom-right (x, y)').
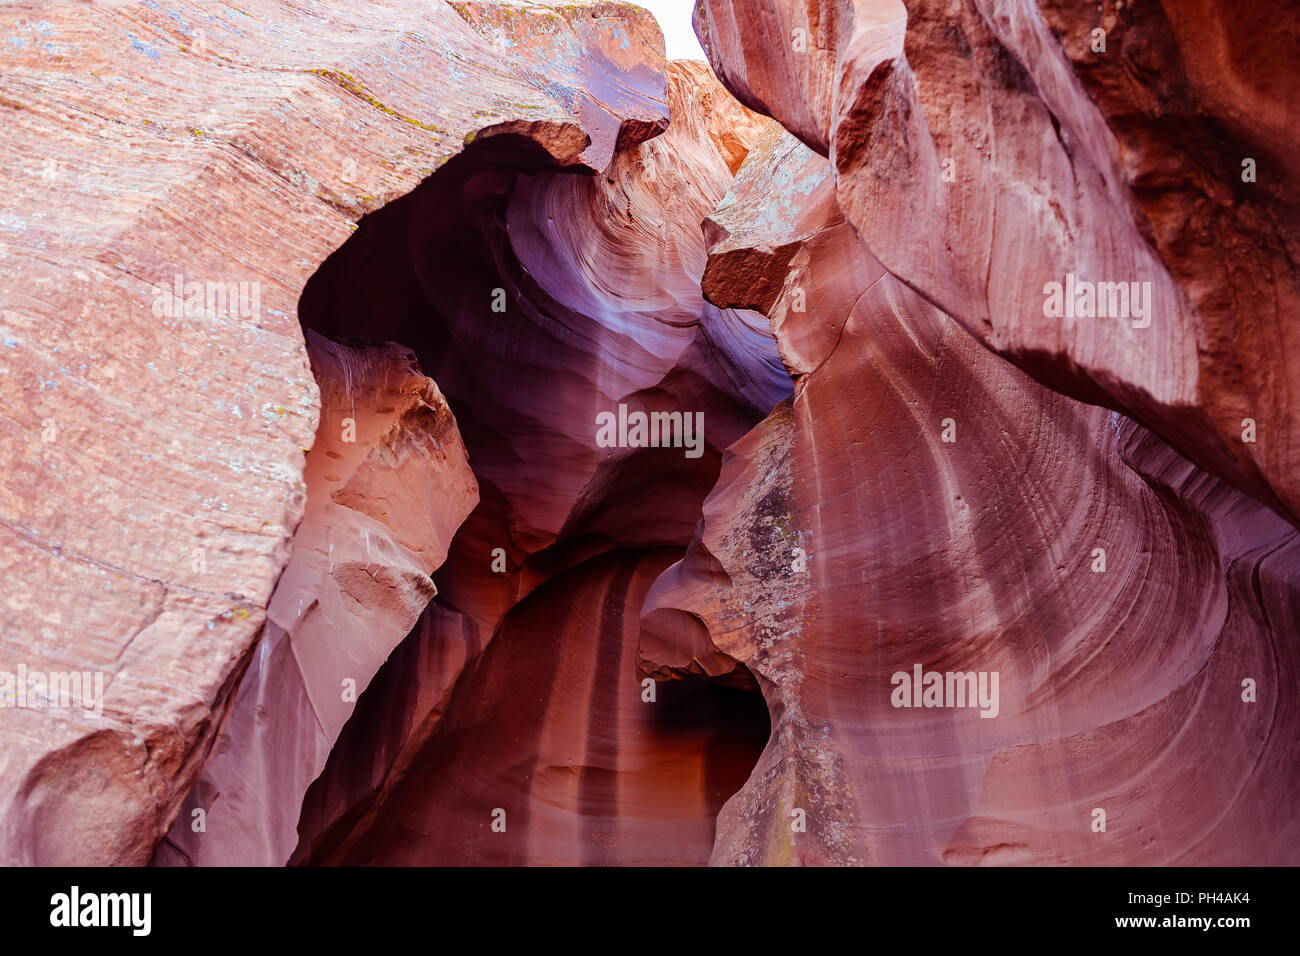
top-left (0, 0), bottom-right (1295, 866)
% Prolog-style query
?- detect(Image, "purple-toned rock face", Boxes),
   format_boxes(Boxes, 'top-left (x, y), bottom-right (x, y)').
top-left (0, 0), bottom-right (1296, 869)
top-left (290, 59), bottom-right (788, 866)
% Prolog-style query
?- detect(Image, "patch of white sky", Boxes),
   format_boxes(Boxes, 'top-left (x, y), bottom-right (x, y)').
top-left (635, 0), bottom-right (707, 60)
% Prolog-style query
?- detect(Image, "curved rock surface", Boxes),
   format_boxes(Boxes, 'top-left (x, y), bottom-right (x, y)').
top-left (301, 549), bottom-right (768, 865)
top-left (693, 0), bottom-right (1300, 525)
top-left (291, 56), bottom-right (787, 865)
top-left (0, 0), bottom-right (1295, 870)
top-left (154, 333), bottom-right (477, 866)
top-left (0, 0), bottom-right (678, 865)
top-left (642, 126), bottom-right (1300, 865)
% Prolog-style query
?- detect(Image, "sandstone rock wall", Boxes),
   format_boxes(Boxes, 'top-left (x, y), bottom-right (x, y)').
top-left (643, 126), bottom-right (1300, 864)
top-left (0, 0), bottom-right (1294, 867)
top-left (693, 0), bottom-right (1300, 524)
top-left (0, 0), bottom-right (679, 865)
top-left (291, 57), bottom-right (787, 866)
top-left (154, 334), bottom-right (477, 866)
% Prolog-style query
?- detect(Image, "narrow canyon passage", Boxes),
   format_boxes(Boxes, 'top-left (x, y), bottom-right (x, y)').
top-left (282, 63), bottom-right (787, 864)
top-left (297, 549), bottom-right (769, 865)
top-left (5, 0), bottom-right (1294, 874)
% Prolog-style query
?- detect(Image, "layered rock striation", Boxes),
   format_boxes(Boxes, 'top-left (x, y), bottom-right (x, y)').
top-left (0, 0), bottom-right (710, 865)
top-left (291, 55), bottom-right (787, 866)
top-left (154, 334), bottom-right (477, 866)
top-left (642, 127), bottom-right (1300, 864)
top-left (0, 0), bottom-right (1295, 868)
top-left (693, 0), bottom-right (1300, 524)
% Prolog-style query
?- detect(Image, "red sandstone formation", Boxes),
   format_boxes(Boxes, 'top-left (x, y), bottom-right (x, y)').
top-left (693, 0), bottom-right (1300, 525)
top-left (290, 57), bottom-right (785, 866)
top-left (642, 127), bottom-right (1300, 864)
top-left (153, 334), bottom-right (477, 866)
top-left (0, 0), bottom-right (709, 865)
top-left (299, 549), bottom-right (767, 865)
top-left (0, 0), bottom-right (1296, 869)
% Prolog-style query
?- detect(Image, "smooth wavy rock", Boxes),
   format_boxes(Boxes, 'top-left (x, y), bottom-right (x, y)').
top-left (641, 127), bottom-right (1300, 865)
top-left (8, 0), bottom-right (1290, 871)
top-left (0, 0), bottom-right (677, 865)
top-left (692, 0), bottom-right (1300, 524)
top-left (153, 334), bottom-right (477, 866)
top-left (290, 59), bottom-right (787, 864)
top-left (300, 550), bottom-right (769, 865)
